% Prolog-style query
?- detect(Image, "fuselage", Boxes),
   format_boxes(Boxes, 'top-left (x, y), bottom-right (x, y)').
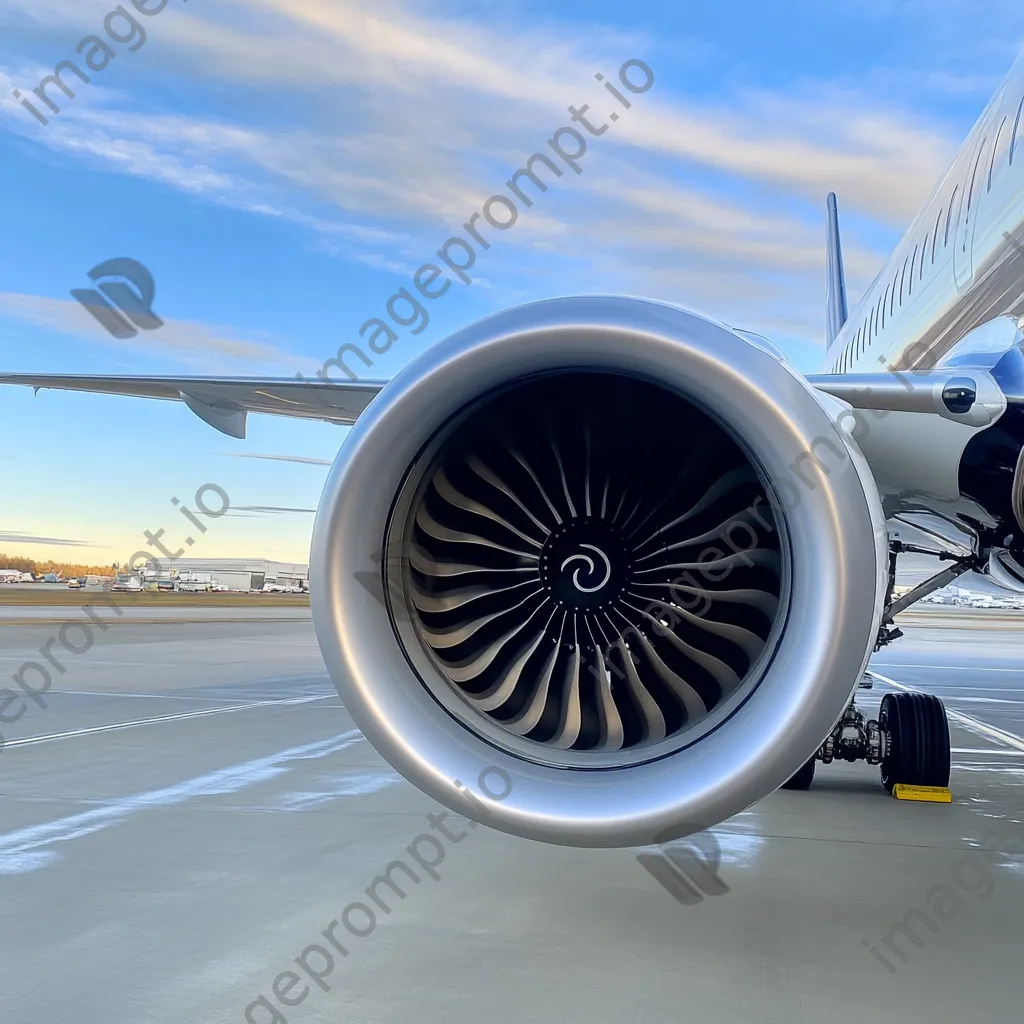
top-left (825, 50), bottom-right (1024, 379)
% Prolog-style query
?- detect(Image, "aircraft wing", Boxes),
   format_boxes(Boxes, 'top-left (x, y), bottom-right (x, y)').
top-left (0, 373), bottom-right (387, 439)
top-left (0, 367), bottom-right (1005, 438)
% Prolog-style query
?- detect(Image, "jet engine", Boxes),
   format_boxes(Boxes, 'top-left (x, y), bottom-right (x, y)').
top-left (311, 296), bottom-right (887, 847)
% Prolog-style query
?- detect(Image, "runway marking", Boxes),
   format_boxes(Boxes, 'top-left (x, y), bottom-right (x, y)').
top-left (867, 670), bottom-right (1024, 753)
top-left (54, 689), bottom-right (254, 703)
top-left (0, 730), bottom-right (364, 875)
top-left (0, 616), bottom-right (310, 626)
top-left (877, 694), bottom-right (1024, 705)
top-left (271, 769), bottom-right (404, 811)
top-left (932, 696), bottom-right (1024, 704)
top-left (53, 687), bottom-right (335, 703)
top-left (2, 694), bottom-right (337, 750)
top-left (0, 657), bottom-right (227, 667)
top-left (875, 662), bottom-right (1024, 674)
top-left (951, 747), bottom-right (1024, 756)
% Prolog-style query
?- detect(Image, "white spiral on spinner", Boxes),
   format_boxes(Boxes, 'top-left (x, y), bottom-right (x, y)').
top-left (560, 543), bottom-right (612, 593)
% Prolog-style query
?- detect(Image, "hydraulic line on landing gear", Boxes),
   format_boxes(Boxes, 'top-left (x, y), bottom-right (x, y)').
top-left (874, 540), bottom-right (981, 651)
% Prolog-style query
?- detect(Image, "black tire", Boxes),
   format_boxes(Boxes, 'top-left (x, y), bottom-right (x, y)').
top-left (879, 691), bottom-right (950, 792)
top-left (782, 757), bottom-right (816, 790)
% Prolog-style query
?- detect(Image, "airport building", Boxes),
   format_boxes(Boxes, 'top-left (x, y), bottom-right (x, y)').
top-left (134, 557), bottom-right (309, 592)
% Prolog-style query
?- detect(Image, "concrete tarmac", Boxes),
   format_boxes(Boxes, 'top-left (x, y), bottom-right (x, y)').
top-left (0, 606), bottom-right (1022, 1024)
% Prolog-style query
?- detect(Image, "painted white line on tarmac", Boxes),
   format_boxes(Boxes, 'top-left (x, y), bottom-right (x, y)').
top-left (0, 730), bottom-right (365, 875)
top-left (931, 696), bottom-right (1024, 704)
top-left (0, 658), bottom-right (211, 667)
top-left (55, 688), bottom-right (334, 703)
top-left (2, 694), bottom-right (337, 750)
top-left (874, 662), bottom-right (1024, 674)
top-left (867, 670), bottom-right (1024, 753)
top-left (929, 696), bottom-right (1024, 704)
top-left (952, 747), bottom-right (1024, 756)
top-left (55, 689), bottom-right (245, 703)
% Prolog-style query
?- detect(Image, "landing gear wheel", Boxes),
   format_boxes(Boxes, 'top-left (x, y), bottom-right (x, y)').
top-left (879, 691), bottom-right (950, 792)
top-left (782, 758), bottom-right (816, 790)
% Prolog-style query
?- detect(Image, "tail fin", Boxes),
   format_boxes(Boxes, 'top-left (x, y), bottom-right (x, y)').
top-left (825, 192), bottom-right (848, 346)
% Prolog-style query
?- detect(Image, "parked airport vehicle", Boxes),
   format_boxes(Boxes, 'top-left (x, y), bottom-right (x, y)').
top-left (110, 575), bottom-right (142, 593)
top-left (12, 49), bottom-right (1024, 847)
top-left (177, 572), bottom-right (213, 593)
top-left (0, 569), bottom-right (27, 583)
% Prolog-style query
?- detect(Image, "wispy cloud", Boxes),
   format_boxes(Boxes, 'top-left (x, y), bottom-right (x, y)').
top-left (0, 1), bottom-right (976, 226)
top-left (222, 505), bottom-right (318, 518)
top-left (0, 531), bottom-right (97, 547)
top-left (922, 70), bottom-right (1005, 97)
top-left (221, 453), bottom-right (332, 466)
top-left (617, 90), bottom-right (953, 226)
top-left (0, 292), bottom-right (299, 370)
top-left (154, 0), bottom-right (957, 223)
top-left (232, 505), bottom-right (317, 514)
top-left (0, 0), bottom-right (992, 352)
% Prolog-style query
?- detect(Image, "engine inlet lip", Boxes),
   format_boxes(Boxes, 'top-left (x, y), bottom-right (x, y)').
top-left (382, 368), bottom-right (794, 771)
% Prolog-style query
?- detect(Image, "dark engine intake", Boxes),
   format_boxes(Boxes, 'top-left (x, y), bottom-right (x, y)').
top-left (389, 372), bottom-right (784, 765)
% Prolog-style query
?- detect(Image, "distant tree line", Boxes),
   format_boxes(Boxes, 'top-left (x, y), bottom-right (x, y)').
top-left (0, 553), bottom-right (118, 577)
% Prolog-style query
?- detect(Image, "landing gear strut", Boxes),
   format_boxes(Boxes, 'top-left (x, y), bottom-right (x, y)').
top-left (781, 538), bottom-right (959, 793)
top-left (782, 691), bottom-right (949, 792)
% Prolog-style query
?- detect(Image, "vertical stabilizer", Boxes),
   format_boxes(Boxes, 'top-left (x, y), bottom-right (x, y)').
top-left (825, 192), bottom-right (848, 347)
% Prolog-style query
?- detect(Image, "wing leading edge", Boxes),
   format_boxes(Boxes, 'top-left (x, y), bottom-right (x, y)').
top-left (1, 366), bottom-right (1002, 439)
top-left (0, 373), bottom-right (387, 438)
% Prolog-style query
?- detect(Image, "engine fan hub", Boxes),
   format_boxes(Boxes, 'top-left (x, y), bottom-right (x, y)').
top-left (540, 519), bottom-right (630, 610)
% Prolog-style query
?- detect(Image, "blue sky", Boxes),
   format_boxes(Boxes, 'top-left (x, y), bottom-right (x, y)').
top-left (1, 0), bottom-right (1023, 566)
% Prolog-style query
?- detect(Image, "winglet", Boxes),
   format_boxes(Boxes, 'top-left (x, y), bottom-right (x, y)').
top-left (825, 192), bottom-right (848, 347)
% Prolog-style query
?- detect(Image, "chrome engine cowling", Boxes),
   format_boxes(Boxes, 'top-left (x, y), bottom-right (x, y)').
top-left (311, 296), bottom-right (887, 847)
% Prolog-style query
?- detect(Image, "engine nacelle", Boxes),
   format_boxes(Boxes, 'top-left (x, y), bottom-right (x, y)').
top-left (311, 297), bottom-right (887, 847)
